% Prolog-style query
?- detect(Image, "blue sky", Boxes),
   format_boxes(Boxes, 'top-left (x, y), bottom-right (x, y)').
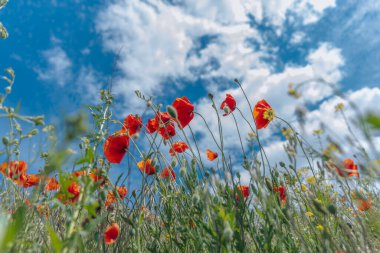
top-left (1, 0), bottom-right (380, 184)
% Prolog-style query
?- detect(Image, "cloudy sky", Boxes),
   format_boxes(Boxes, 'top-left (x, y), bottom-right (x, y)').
top-left (1, 0), bottom-right (380, 184)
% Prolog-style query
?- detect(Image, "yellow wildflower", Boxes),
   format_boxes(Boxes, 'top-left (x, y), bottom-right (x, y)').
top-left (305, 211), bottom-right (314, 217)
top-left (335, 102), bottom-right (344, 112)
top-left (307, 176), bottom-right (316, 185)
top-left (316, 224), bottom-right (324, 231)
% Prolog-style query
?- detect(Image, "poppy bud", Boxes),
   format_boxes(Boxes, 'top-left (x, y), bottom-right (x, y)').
top-left (265, 177), bottom-right (272, 191)
top-left (180, 166), bottom-right (187, 177)
top-left (2, 136), bottom-right (9, 145)
top-left (223, 105), bottom-right (230, 115)
top-left (191, 156), bottom-right (196, 166)
top-left (171, 159), bottom-right (177, 167)
top-left (28, 129), bottom-right (39, 136)
top-left (32, 116), bottom-right (45, 126)
top-left (167, 105), bottom-right (177, 119)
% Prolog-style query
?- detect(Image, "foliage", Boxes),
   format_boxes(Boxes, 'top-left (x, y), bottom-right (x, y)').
top-left (1, 1), bottom-right (379, 252)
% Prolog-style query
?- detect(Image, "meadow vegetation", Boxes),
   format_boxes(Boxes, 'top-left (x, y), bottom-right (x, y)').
top-left (1, 1), bottom-right (380, 252)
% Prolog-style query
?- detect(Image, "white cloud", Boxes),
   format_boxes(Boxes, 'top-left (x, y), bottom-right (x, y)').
top-left (290, 31), bottom-right (306, 45)
top-left (307, 43), bottom-right (344, 83)
top-left (96, 0), bottom-right (266, 112)
top-left (96, 0), bottom-right (336, 112)
top-left (244, 0), bottom-right (336, 28)
top-left (181, 0), bottom-right (248, 25)
top-left (304, 87), bottom-right (380, 152)
top-left (35, 46), bottom-right (72, 87)
top-left (75, 66), bottom-right (102, 103)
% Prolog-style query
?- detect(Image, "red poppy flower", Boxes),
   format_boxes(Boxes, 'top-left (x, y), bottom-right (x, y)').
top-left (158, 122), bottom-right (176, 140)
top-left (220, 94), bottom-right (236, 116)
top-left (123, 114), bottom-right (143, 137)
top-left (236, 185), bottom-right (250, 200)
top-left (89, 169), bottom-right (107, 186)
top-left (338, 158), bottom-right (359, 177)
top-left (357, 199), bottom-right (372, 212)
top-left (206, 149), bottom-right (218, 161)
top-left (1, 160), bottom-right (27, 184)
top-left (169, 142), bottom-right (189, 156)
top-left (58, 182), bottom-right (81, 204)
top-left (45, 177), bottom-right (60, 191)
top-left (333, 159), bottom-right (358, 177)
top-left (105, 186), bottom-right (128, 206)
top-left (273, 185), bottom-right (287, 206)
top-left (160, 166), bottom-right (176, 181)
top-left (104, 130), bottom-right (130, 164)
top-left (253, 100), bottom-right (275, 129)
top-left (73, 170), bottom-right (87, 177)
top-left (117, 186), bottom-right (128, 199)
top-left (105, 192), bottom-right (116, 207)
top-left (104, 223), bottom-right (120, 245)
top-left (137, 159), bottom-right (156, 175)
top-left (146, 112), bottom-right (176, 140)
top-left (146, 118), bottom-right (158, 134)
top-left (172, 96), bottom-right (194, 129)
top-left (23, 174), bottom-right (40, 188)
top-left (67, 182), bottom-right (81, 202)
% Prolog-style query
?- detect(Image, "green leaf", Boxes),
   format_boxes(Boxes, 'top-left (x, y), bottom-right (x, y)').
top-left (47, 225), bottom-right (63, 253)
top-left (75, 147), bottom-right (94, 165)
top-left (365, 113), bottom-right (380, 129)
top-left (0, 205), bottom-right (26, 251)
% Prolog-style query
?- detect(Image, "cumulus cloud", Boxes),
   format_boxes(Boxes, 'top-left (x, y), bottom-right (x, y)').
top-left (35, 46), bottom-right (72, 87)
top-left (96, 0), bottom-right (336, 112)
top-left (245, 0), bottom-right (336, 28)
top-left (304, 87), bottom-right (380, 154)
top-left (96, 0), bottom-right (265, 111)
top-left (35, 39), bottom-right (103, 105)
top-left (75, 66), bottom-right (102, 103)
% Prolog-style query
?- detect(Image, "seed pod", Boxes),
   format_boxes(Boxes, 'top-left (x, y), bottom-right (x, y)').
top-left (167, 105), bottom-right (177, 119)
top-left (2, 136), bottom-right (9, 146)
top-left (265, 177), bottom-right (272, 191)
